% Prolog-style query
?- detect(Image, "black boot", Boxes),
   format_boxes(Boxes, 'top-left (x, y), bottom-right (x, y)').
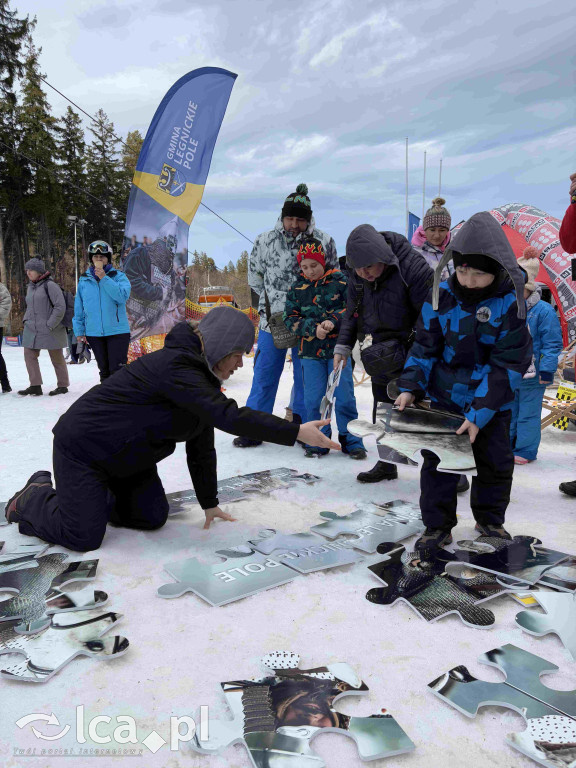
top-left (18, 385), bottom-right (42, 396)
top-left (457, 475), bottom-right (470, 493)
top-left (233, 437), bottom-right (263, 448)
top-left (1, 378), bottom-right (11, 393)
top-left (357, 461), bottom-right (398, 483)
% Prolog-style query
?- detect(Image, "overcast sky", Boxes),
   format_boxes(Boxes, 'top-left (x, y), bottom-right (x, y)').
top-left (22, 0), bottom-right (576, 267)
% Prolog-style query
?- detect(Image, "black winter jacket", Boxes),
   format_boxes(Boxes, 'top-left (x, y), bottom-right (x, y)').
top-left (336, 228), bottom-right (434, 350)
top-left (53, 323), bottom-right (299, 508)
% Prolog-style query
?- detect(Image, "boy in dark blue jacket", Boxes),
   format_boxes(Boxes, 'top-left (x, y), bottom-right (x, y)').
top-left (394, 212), bottom-right (533, 556)
top-left (284, 239), bottom-right (366, 459)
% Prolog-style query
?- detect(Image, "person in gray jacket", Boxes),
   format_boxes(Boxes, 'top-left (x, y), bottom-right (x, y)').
top-left (19, 258), bottom-right (70, 397)
top-left (0, 280), bottom-right (12, 392)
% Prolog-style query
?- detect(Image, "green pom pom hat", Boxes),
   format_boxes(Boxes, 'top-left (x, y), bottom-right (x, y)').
top-left (281, 183), bottom-right (312, 221)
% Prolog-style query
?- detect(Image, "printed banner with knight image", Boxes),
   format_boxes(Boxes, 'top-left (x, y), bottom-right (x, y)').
top-left (121, 67), bottom-right (236, 342)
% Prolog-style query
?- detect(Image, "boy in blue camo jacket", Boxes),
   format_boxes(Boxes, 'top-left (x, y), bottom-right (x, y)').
top-left (394, 212), bottom-right (533, 557)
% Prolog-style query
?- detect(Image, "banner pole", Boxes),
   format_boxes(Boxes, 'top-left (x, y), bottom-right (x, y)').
top-left (439, 157), bottom-right (443, 196)
top-left (422, 151), bottom-right (427, 219)
top-left (405, 137), bottom-right (409, 237)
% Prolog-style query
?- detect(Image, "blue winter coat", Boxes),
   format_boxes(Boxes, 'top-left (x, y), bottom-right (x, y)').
top-left (73, 268), bottom-right (131, 337)
top-left (398, 274), bottom-right (533, 428)
top-left (520, 293), bottom-right (562, 387)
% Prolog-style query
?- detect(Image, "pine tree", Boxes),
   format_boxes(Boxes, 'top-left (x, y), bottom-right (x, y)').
top-left (120, 129), bottom-right (143, 194)
top-left (17, 35), bottom-right (62, 267)
top-left (0, 0), bottom-right (31, 104)
top-left (58, 106), bottom-right (87, 218)
top-left (85, 108), bottom-right (123, 248)
top-left (236, 250), bottom-right (248, 275)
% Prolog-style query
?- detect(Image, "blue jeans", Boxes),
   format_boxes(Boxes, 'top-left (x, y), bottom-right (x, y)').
top-left (510, 384), bottom-right (545, 460)
top-left (246, 329), bottom-right (306, 421)
top-left (300, 358), bottom-right (365, 453)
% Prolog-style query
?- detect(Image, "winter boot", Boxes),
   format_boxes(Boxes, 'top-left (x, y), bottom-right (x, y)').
top-left (415, 528), bottom-right (453, 560)
top-left (233, 437), bottom-right (263, 448)
top-left (348, 448), bottom-right (368, 460)
top-left (357, 461), bottom-right (398, 483)
top-left (49, 387), bottom-right (68, 396)
top-left (18, 385), bottom-right (42, 396)
top-left (474, 523), bottom-right (512, 540)
top-left (559, 480), bottom-right (576, 497)
top-left (5, 471), bottom-right (53, 523)
top-left (457, 475), bottom-right (470, 493)
top-left (1, 378), bottom-right (11, 393)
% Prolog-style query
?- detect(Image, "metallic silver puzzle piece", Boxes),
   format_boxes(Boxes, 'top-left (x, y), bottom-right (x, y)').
top-left (311, 501), bottom-right (423, 553)
top-left (320, 360), bottom-right (343, 420)
top-left (247, 530), bottom-right (363, 573)
top-left (167, 468), bottom-right (321, 510)
top-left (367, 546), bottom-right (515, 628)
top-left (429, 644), bottom-right (576, 767)
top-left (157, 551), bottom-right (300, 606)
top-left (516, 593), bottom-right (576, 661)
top-left (192, 651), bottom-right (415, 765)
top-left (348, 403), bottom-right (476, 474)
top-left (442, 536), bottom-right (570, 585)
top-left (0, 610), bottom-right (129, 683)
top-left (538, 558), bottom-right (576, 593)
top-left (0, 554), bottom-right (100, 633)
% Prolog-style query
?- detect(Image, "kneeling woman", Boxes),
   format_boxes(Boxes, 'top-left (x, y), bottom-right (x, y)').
top-left (6, 307), bottom-right (339, 551)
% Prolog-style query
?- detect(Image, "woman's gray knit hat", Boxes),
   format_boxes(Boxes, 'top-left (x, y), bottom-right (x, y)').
top-left (24, 258), bottom-right (46, 273)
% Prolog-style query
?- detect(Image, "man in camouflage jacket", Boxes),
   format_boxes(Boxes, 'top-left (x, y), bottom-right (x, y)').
top-left (234, 184), bottom-right (337, 448)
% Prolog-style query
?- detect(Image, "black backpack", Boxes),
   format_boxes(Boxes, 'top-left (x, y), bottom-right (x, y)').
top-left (43, 281), bottom-right (75, 328)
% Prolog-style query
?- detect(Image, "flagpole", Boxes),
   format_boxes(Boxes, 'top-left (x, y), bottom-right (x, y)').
top-left (422, 151), bottom-right (427, 219)
top-left (405, 137), bottom-right (409, 237)
top-left (439, 157), bottom-right (443, 196)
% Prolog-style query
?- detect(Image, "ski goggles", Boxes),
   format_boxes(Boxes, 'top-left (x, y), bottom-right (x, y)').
top-left (88, 240), bottom-right (113, 256)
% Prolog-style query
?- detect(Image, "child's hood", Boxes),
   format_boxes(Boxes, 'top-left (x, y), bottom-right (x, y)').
top-left (433, 212), bottom-right (526, 320)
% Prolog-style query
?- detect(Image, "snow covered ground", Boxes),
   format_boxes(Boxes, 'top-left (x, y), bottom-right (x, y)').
top-left (1, 342), bottom-right (576, 768)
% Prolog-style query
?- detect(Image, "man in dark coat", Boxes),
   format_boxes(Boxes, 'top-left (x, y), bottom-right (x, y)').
top-left (5, 307), bottom-right (338, 552)
top-left (333, 225), bottom-right (433, 483)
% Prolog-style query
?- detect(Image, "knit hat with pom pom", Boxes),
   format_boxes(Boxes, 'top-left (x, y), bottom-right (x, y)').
top-left (423, 197), bottom-right (451, 231)
top-left (517, 246), bottom-right (541, 292)
top-left (282, 183), bottom-right (312, 221)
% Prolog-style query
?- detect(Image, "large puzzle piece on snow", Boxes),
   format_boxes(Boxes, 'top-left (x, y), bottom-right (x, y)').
top-left (538, 557), bottom-right (576, 593)
top-left (247, 529), bottom-right (363, 573)
top-left (439, 536), bottom-right (570, 585)
top-left (0, 553), bottom-right (105, 633)
top-left (429, 644), bottom-right (576, 768)
top-left (310, 500), bottom-right (424, 553)
top-left (157, 549), bottom-right (300, 606)
top-left (0, 609), bottom-right (129, 682)
top-left (192, 650), bottom-right (415, 765)
top-left (320, 360), bottom-right (343, 420)
top-left (366, 545), bottom-right (518, 628)
top-left (348, 403), bottom-right (476, 474)
top-left (167, 468), bottom-right (321, 510)
top-left (516, 593), bottom-right (576, 661)
top-left (0, 542), bottom-right (49, 572)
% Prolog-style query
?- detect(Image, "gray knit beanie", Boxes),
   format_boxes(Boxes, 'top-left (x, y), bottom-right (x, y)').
top-left (423, 198), bottom-right (451, 231)
top-left (24, 258), bottom-right (46, 273)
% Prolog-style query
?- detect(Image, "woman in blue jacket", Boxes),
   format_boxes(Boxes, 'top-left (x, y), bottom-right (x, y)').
top-left (511, 248), bottom-right (563, 464)
top-left (73, 241), bottom-right (132, 381)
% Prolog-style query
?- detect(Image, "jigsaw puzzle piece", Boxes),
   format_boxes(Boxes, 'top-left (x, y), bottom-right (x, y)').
top-left (538, 558), bottom-right (576, 593)
top-left (0, 543), bottom-right (49, 571)
top-left (443, 536), bottom-right (569, 585)
top-left (0, 554), bottom-right (100, 633)
top-left (516, 593), bottom-right (576, 661)
top-left (0, 610), bottom-right (129, 682)
top-left (247, 530), bottom-right (362, 573)
top-left (367, 547), bottom-right (496, 628)
top-left (311, 502), bottom-right (423, 553)
top-left (507, 715), bottom-right (576, 768)
top-left (157, 552), bottom-right (300, 606)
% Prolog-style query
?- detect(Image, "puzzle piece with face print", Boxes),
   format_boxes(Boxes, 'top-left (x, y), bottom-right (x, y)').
top-left (191, 650), bottom-right (415, 765)
top-left (366, 545), bottom-right (517, 628)
top-left (0, 609), bottom-right (129, 682)
top-left (157, 549), bottom-right (300, 606)
top-left (516, 592), bottom-right (576, 661)
top-left (348, 403), bottom-right (477, 474)
top-left (437, 536), bottom-right (570, 585)
top-left (167, 468), bottom-right (321, 511)
top-left (0, 553), bottom-right (100, 633)
top-left (429, 644), bottom-right (576, 768)
top-left (311, 500), bottom-right (424, 553)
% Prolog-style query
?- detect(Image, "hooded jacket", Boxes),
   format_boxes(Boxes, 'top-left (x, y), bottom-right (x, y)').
top-left (22, 275), bottom-right (67, 350)
top-left (334, 226), bottom-right (433, 354)
top-left (53, 321), bottom-right (299, 508)
top-left (398, 212), bottom-right (533, 428)
top-left (283, 269), bottom-right (348, 359)
top-left (73, 267), bottom-right (131, 338)
top-left (519, 289), bottom-right (562, 386)
top-left (248, 216), bottom-right (338, 332)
